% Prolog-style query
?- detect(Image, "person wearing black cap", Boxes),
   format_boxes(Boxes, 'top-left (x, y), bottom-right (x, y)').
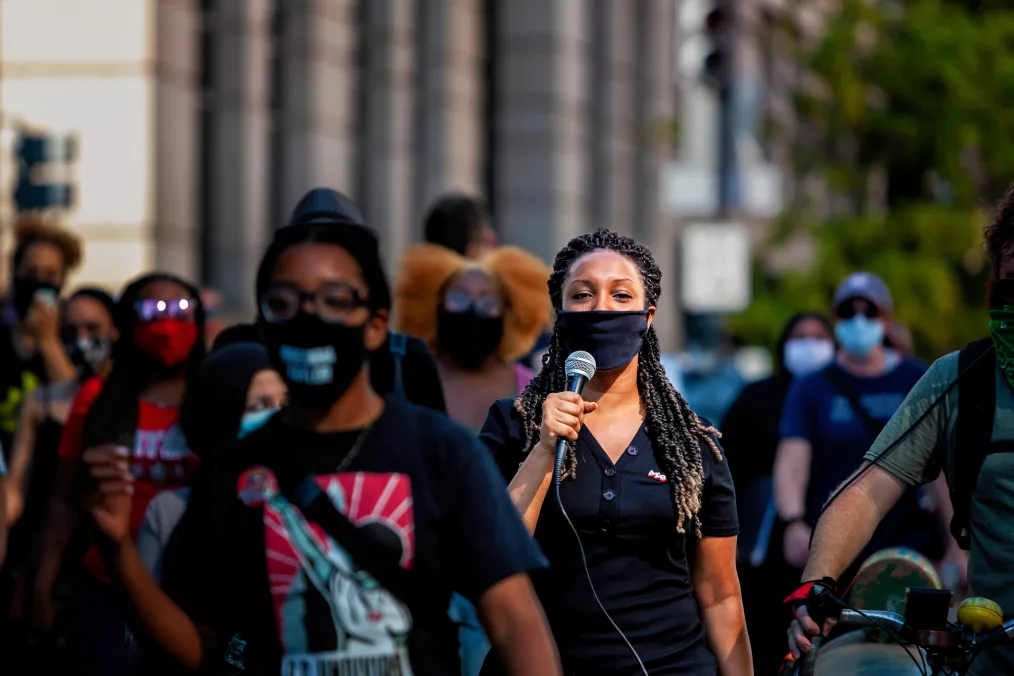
top-left (773, 272), bottom-right (936, 578)
top-left (81, 189), bottom-right (560, 676)
top-left (210, 194), bottom-right (447, 412)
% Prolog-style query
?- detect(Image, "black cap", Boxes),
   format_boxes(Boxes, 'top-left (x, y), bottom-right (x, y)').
top-left (285, 188), bottom-right (367, 229)
top-left (256, 188), bottom-right (391, 311)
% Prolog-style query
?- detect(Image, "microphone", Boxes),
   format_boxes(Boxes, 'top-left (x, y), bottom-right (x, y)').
top-left (554, 351), bottom-right (597, 486)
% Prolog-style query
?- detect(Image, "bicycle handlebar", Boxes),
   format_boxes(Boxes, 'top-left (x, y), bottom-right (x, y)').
top-left (839, 608), bottom-right (1014, 653)
top-left (974, 618), bottom-right (1014, 651)
top-left (838, 609), bottom-right (906, 634)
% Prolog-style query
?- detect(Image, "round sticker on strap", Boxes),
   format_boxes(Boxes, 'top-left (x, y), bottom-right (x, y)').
top-left (236, 466), bottom-right (279, 507)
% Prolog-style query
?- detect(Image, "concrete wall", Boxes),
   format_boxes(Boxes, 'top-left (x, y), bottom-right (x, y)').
top-left (0, 0), bottom-right (689, 349)
top-left (0, 0), bottom-right (159, 292)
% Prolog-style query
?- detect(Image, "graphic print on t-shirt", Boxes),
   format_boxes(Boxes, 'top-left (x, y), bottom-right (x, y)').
top-left (132, 423), bottom-right (193, 486)
top-left (257, 470), bottom-right (415, 676)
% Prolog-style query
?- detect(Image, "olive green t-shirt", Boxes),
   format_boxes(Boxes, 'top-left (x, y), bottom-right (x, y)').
top-left (864, 351), bottom-right (1014, 675)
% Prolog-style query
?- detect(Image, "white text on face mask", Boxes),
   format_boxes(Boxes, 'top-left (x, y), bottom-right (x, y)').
top-left (280, 345), bottom-right (337, 385)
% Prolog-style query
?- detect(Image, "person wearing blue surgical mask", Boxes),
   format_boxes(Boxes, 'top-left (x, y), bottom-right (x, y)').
top-left (774, 272), bottom-right (943, 588)
top-left (135, 342), bottom-right (286, 582)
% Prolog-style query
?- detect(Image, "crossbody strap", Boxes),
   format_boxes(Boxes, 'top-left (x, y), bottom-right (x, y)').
top-left (822, 365), bottom-right (886, 439)
top-left (388, 331), bottom-right (408, 399)
top-left (949, 339), bottom-right (997, 549)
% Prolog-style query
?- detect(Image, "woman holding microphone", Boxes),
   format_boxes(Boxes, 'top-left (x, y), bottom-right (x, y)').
top-left (480, 229), bottom-right (752, 675)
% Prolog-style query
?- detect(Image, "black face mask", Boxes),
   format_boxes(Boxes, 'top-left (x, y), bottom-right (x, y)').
top-left (260, 312), bottom-right (370, 411)
top-left (12, 277), bottom-right (60, 320)
top-left (556, 310), bottom-right (650, 371)
top-left (437, 309), bottom-right (504, 370)
top-left (63, 334), bottom-right (113, 377)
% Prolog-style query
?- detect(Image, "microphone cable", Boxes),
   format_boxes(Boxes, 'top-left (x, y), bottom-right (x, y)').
top-left (554, 461), bottom-right (649, 676)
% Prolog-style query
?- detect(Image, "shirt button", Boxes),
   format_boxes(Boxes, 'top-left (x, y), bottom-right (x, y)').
top-left (604, 467), bottom-right (616, 477)
top-left (626, 446), bottom-right (638, 456)
top-left (603, 490), bottom-right (616, 501)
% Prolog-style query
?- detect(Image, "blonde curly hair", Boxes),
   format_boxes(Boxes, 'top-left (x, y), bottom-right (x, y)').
top-left (393, 243), bottom-right (552, 360)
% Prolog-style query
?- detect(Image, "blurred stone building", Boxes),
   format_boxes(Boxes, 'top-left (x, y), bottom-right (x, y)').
top-left (0, 0), bottom-right (688, 347)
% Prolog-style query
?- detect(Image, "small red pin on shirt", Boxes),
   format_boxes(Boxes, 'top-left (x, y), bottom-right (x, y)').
top-left (648, 469), bottom-right (668, 483)
top-left (236, 466), bottom-right (279, 507)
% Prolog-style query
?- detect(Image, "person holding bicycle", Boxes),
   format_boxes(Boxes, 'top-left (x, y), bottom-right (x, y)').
top-left (786, 188), bottom-right (1014, 675)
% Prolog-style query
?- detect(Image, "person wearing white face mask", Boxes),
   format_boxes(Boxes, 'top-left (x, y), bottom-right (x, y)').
top-left (719, 312), bottom-right (834, 673)
top-left (773, 273), bottom-right (946, 586)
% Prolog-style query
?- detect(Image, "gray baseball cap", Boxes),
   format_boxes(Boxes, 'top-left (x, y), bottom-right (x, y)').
top-left (833, 272), bottom-right (893, 312)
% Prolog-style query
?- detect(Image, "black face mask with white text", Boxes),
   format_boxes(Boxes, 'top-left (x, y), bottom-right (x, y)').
top-left (261, 313), bottom-right (370, 411)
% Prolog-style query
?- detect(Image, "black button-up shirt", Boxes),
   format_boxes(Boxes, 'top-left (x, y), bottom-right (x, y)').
top-left (480, 398), bottom-right (739, 675)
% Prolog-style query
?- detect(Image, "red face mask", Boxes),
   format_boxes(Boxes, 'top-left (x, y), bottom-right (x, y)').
top-left (133, 319), bottom-right (198, 367)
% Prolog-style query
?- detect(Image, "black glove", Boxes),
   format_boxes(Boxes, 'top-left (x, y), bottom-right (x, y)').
top-left (784, 576), bottom-right (841, 627)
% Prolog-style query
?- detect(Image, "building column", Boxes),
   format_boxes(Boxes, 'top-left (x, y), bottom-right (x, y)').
top-left (493, 0), bottom-right (592, 262)
top-left (634, 0), bottom-right (681, 351)
top-left (414, 0), bottom-right (484, 219)
top-left (206, 0), bottom-right (272, 317)
top-left (359, 0), bottom-right (416, 268)
top-left (278, 0), bottom-right (358, 214)
top-left (589, 0), bottom-right (638, 237)
top-left (153, 0), bottom-right (201, 281)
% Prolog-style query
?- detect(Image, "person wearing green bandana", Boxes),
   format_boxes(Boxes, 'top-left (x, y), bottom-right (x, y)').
top-left (785, 188), bottom-right (1014, 675)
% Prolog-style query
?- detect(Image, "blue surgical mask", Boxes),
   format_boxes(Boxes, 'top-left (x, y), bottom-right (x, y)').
top-left (835, 316), bottom-right (884, 358)
top-left (238, 407), bottom-right (280, 438)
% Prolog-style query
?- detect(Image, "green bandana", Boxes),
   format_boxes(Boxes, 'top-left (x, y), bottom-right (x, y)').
top-left (989, 306), bottom-right (1014, 388)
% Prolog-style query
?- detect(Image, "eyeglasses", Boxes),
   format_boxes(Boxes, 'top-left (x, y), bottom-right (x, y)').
top-left (836, 301), bottom-right (880, 320)
top-left (135, 298), bottom-right (197, 322)
top-left (260, 282), bottom-right (368, 324)
top-left (442, 290), bottom-right (503, 318)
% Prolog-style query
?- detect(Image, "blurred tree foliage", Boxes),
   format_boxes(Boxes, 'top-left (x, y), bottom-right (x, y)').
top-left (730, 0), bottom-right (1010, 360)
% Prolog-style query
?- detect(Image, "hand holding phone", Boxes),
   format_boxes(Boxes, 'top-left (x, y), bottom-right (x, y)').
top-left (35, 288), bottom-right (58, 308)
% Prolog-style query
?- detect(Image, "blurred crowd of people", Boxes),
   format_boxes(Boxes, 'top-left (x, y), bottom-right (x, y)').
top-left (0, 183), bottom-right (995, 676)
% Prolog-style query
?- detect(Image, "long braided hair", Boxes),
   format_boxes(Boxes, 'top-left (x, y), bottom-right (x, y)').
top-left (514, 229), bottom-right (724, 536)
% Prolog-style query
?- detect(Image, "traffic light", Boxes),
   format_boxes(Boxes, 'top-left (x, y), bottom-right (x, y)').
top-left (14, 130), bottom-right (76, 213)
top-left (703, 2), bottom-right (730, 90)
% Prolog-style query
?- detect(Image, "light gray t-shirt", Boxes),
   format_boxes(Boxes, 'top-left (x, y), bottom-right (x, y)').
top-left (865, 351), bottom-right (1014, 675)
top-left (136, 487), bottom-right (191, 582)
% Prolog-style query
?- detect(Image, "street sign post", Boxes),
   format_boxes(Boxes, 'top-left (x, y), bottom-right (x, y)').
top-left (680, 221), bottom-right (750, 313)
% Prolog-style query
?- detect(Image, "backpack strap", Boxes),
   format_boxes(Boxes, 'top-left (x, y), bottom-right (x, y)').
top-left (949, 338), bottom-right (997, 550)
top-left (822, 365), bottom-right (886, 438)
top-left (388, 331), bottom-right (408, 399)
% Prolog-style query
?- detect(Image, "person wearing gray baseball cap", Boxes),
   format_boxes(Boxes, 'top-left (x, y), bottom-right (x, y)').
top-left (831, 272), bottom-right (893, 359)
top-left (773, 270), bottom-right (940, 600)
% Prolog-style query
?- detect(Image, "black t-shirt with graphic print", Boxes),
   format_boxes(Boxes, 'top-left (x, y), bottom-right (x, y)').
top-left (161, 396), bottom-right (546, 675)
top-left (480, 398), bottom-right (739, 675)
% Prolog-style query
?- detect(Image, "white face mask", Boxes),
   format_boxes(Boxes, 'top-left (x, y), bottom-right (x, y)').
top-left (783, 338), bottom-right (835, 377)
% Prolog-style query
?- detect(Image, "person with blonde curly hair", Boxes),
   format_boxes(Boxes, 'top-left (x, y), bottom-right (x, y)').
top-left (393, 243), bottom-right (552, 676)
top-left (394, 243), bottom-right (552, 432)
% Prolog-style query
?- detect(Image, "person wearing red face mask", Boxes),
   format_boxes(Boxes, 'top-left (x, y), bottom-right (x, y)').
top-left (34, 272), bottom-right (206, 676)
